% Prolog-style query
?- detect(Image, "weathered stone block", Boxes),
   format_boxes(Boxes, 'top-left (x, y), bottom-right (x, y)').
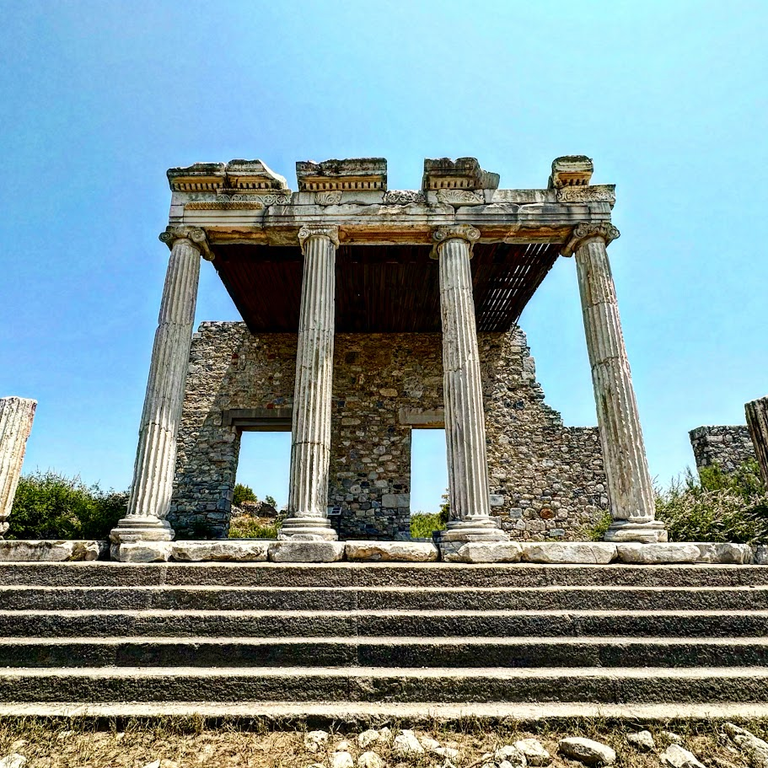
top-left (616, 543), bottom-right (701, 564)
top-left (693, 542), bottom-right (755, 564)
top-left (442, 541), bottom-right (523, 563)
top-left (345, 540), bottom-right (438, 562)
top-left (522, 542), bottom-right (617, 564)
top-left (380, 494), bottom-right (409, 508)
top-left (113, 541), bottom-right (172, 563)
top-left (269, 541), bottom-right (345, 562)
top-left (171, 540), bottom-right (270, 562)
top-left (0, 540), bottom-right (101, 562)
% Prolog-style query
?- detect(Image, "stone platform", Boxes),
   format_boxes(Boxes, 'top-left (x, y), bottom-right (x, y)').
top-left (2, 560), bottom-right (768, 721)
top-left (1, 539), bottom-right (766, 565)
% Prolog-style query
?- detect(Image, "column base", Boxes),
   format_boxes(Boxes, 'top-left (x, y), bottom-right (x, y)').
top-left (603, 519), bottom-right (668, 544)
top-left (110, 516), bottom-right (174, 545)
top-left (438, 515), bottom-right (509, 543)
top-left (278, 516), bottom-right (338, 541)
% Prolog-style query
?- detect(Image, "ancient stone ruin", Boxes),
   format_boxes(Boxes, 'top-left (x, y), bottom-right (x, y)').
top-left (108, 154), bottom-right (670, 560)
top-left (0, 396), bottom-right (36, 539)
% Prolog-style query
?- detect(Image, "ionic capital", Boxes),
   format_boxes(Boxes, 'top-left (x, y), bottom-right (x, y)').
top-left (431, 224), bottom-right (480, 259)
top-left (561, 222), bottom-right (620, 257)
top-left (159, 226), bottom-right (214, 261)
top-left (298, 224), bottom-right (340, 253)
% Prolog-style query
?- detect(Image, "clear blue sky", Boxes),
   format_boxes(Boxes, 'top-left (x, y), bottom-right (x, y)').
top-left (2, 1), bottom-right (766, 513)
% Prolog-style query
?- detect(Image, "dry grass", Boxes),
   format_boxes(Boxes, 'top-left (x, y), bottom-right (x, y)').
top-left (0, 717), bottom-right (766, 768)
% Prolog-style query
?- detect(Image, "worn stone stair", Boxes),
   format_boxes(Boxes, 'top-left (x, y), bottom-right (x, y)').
top-left (1, 561), bottom-right (768, 721)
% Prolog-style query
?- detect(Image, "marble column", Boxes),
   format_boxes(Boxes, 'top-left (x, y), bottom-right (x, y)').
top-left (280, 225), bottom-right (339, 540)
top-left (433, 225), bottom-right (507, 542)
top-left (0, 397), bottom-right (37, 538)
top-left (111, 226), bottom-right (212, 545)
top-left (563, 223), bottom-right (666, 543)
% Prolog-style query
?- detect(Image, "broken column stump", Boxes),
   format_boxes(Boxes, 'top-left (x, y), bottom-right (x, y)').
top-left (0, 397), bottom-right (37, 538)
top-left (745, 395), bottom-right (768, 487)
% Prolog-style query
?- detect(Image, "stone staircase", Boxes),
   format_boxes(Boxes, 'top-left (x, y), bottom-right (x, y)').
top-left (1, 561), bottom-right (768, 721)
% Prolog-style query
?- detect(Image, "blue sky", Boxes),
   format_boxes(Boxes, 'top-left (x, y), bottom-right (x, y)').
top-left (1, 1), bottom-right (766, 513)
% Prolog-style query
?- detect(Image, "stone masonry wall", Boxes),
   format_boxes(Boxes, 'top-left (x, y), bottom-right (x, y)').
top-left (689, 425), bottom-right (757, 474)
top-left (169, 322), bottom-right (607, 540)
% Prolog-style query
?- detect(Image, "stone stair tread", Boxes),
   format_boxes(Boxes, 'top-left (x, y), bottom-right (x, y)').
top-left (3, 701), bottom-right (768, 720)
top-left (4, 665), bottom-right (768, 678)
top-left (4, 635), bottom-right (768, 645)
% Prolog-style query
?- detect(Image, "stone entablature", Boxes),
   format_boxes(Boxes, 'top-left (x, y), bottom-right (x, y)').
top-left (169, 323), bottom-right (607, 540)
top-left (689, 425), bottom-right (757, 474)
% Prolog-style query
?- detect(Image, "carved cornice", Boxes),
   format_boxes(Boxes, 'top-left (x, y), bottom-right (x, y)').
top-left (382, 190), bottom-right (425, 205)
top-left (158, 226), bottom-right (214, 261)
top-left (298, 224), bottom-right (340, 252)
top-left (561, 222), bottom-right (620, 257)
top-left (431, 224), bottom-right (481, 259)
top-left (436, 189), bottom-right (485, 206)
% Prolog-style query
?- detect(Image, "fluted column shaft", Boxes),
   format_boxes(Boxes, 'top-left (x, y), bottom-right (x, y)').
top-left (433, 225), bottom-right (507, 542)
top-left (281, 225), bottom-right (339, 541)
top-left (0, 397), bottom-right (37, 538)
top-left (112, 227), bottom-right (210, 544)
top-left (565, 223), bottom-right (665, 543)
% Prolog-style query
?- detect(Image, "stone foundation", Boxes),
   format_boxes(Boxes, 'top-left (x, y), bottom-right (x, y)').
top-left (689, 425), bottom-right (757, 474)
top-left (169, 322), bottom-right (608, 540)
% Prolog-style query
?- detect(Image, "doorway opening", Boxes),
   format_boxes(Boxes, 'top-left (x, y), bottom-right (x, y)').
top-left (409, 427), bottom-right (448, 538)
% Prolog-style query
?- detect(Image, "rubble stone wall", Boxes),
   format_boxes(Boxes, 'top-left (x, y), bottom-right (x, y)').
top-left (689, 425), bottom-right (757, 474)
top-left (169, 322), bottom-right (607, 539)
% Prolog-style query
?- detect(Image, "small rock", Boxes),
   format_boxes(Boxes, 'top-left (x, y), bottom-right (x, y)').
top-left (421, 736), bottom-right (442, 753)
top-left (724, 723), bottom-right (768, 768)
top-left (661, 744), bottom-right (706, 768)
top-left (435, 746), bottom-right (460, 760)
top-left (305, 730), bottom-right (330, 753)
top-left (378, 728), bottom-right (392, 742)
top-left (335, 741), bottom-right (354, 753)
top-left (393, 730), bottom-right (425, 757)
top-left (627, 731), bottom-right (655, 751)
top-left (515, 738), bottom-right (551, 765)
top-left (495, 744), bottom-right (527, 767)
top-left (558, 737), bottom-right (616, 765)
top-left (357, 752), bottom-right (385, 768)
top-left (331, 752), bottom-right (355, 768)
top-left (662, 731), bottom-right (685, 745)
top-left (358, 730), bottom-right (381, 749)
top-left (0, 756), bottom-right (26, 768)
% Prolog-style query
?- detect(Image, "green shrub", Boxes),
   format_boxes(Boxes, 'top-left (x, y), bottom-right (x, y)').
top-left (8, 471), bottom-right (128, 540)
top-left (655, 462), bottom-right (768, 544)
top-left (410, 512), bottom-right (446, 539)
top-left (585, 511), bottom-right (612, 541)
top-left (232, 483), bottom-right (258, 507)
top-left (228, 515), bottom-right (281, 539)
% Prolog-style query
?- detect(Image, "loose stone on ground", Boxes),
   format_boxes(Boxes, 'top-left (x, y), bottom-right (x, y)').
top-left (661, 744), bottom-right (707, 768)
top-left (626, 730), bottom-right (655, 751)
top-left (558, 737), bottom-right (616, 765)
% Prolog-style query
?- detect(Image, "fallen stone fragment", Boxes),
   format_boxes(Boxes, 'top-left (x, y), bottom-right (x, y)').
top-left (393, 730), bottom-right (425, 757)
top-left (331, 751), bottom-right (354, 768)
top-left (0, 756), bottom-right (27, 768)
top-left (358, 730), bottom-right (381, 749)
top-left (724, 722), bottom-right (768, 768)
top-left (305, 730), bottom-right (330, 753)
top-left (335, 740), bottom-right (354, 752)
top-left (558, 737), bottom-right (616, 765)
top-left (627, 730), bottom-right (655, 751)
top-left (661, 731), bottom-right (684, 745)
top-left (515, 738), bottom-right (552, 765)
top-left (357, 752), bottom-right (384, 768)
top-left (495, 744), bottom-right (527, 766)
top-left (421, 736), bottom-right (442, 753)
top-left (661, 744), bottom-right (706, 768)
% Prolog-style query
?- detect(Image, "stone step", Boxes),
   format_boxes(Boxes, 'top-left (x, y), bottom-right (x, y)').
top-left (2, 608), bottom-right (768, 638)
top-left (2, 562), bottom-right (766, 588)
top-left (2, 665), bottom-right (767, 704)
top-left (2, 636), bottom-right (767, 669)
top-left (4, 700), bottom-right (768, 722)
top-left (3, 585), bottom-right (768, 612)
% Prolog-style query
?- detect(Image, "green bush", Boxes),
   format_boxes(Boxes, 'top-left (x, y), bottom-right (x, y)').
top-left (232, 483), bottom-right (258, 507)
top-left (228, 515), bottom-right (282, 539)
top-left (8, 471), bottom-right (128, 540)
top-left (410, 512), bottom-right (446, 539)
top-left (655, 462), bottom-right (768, 544)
